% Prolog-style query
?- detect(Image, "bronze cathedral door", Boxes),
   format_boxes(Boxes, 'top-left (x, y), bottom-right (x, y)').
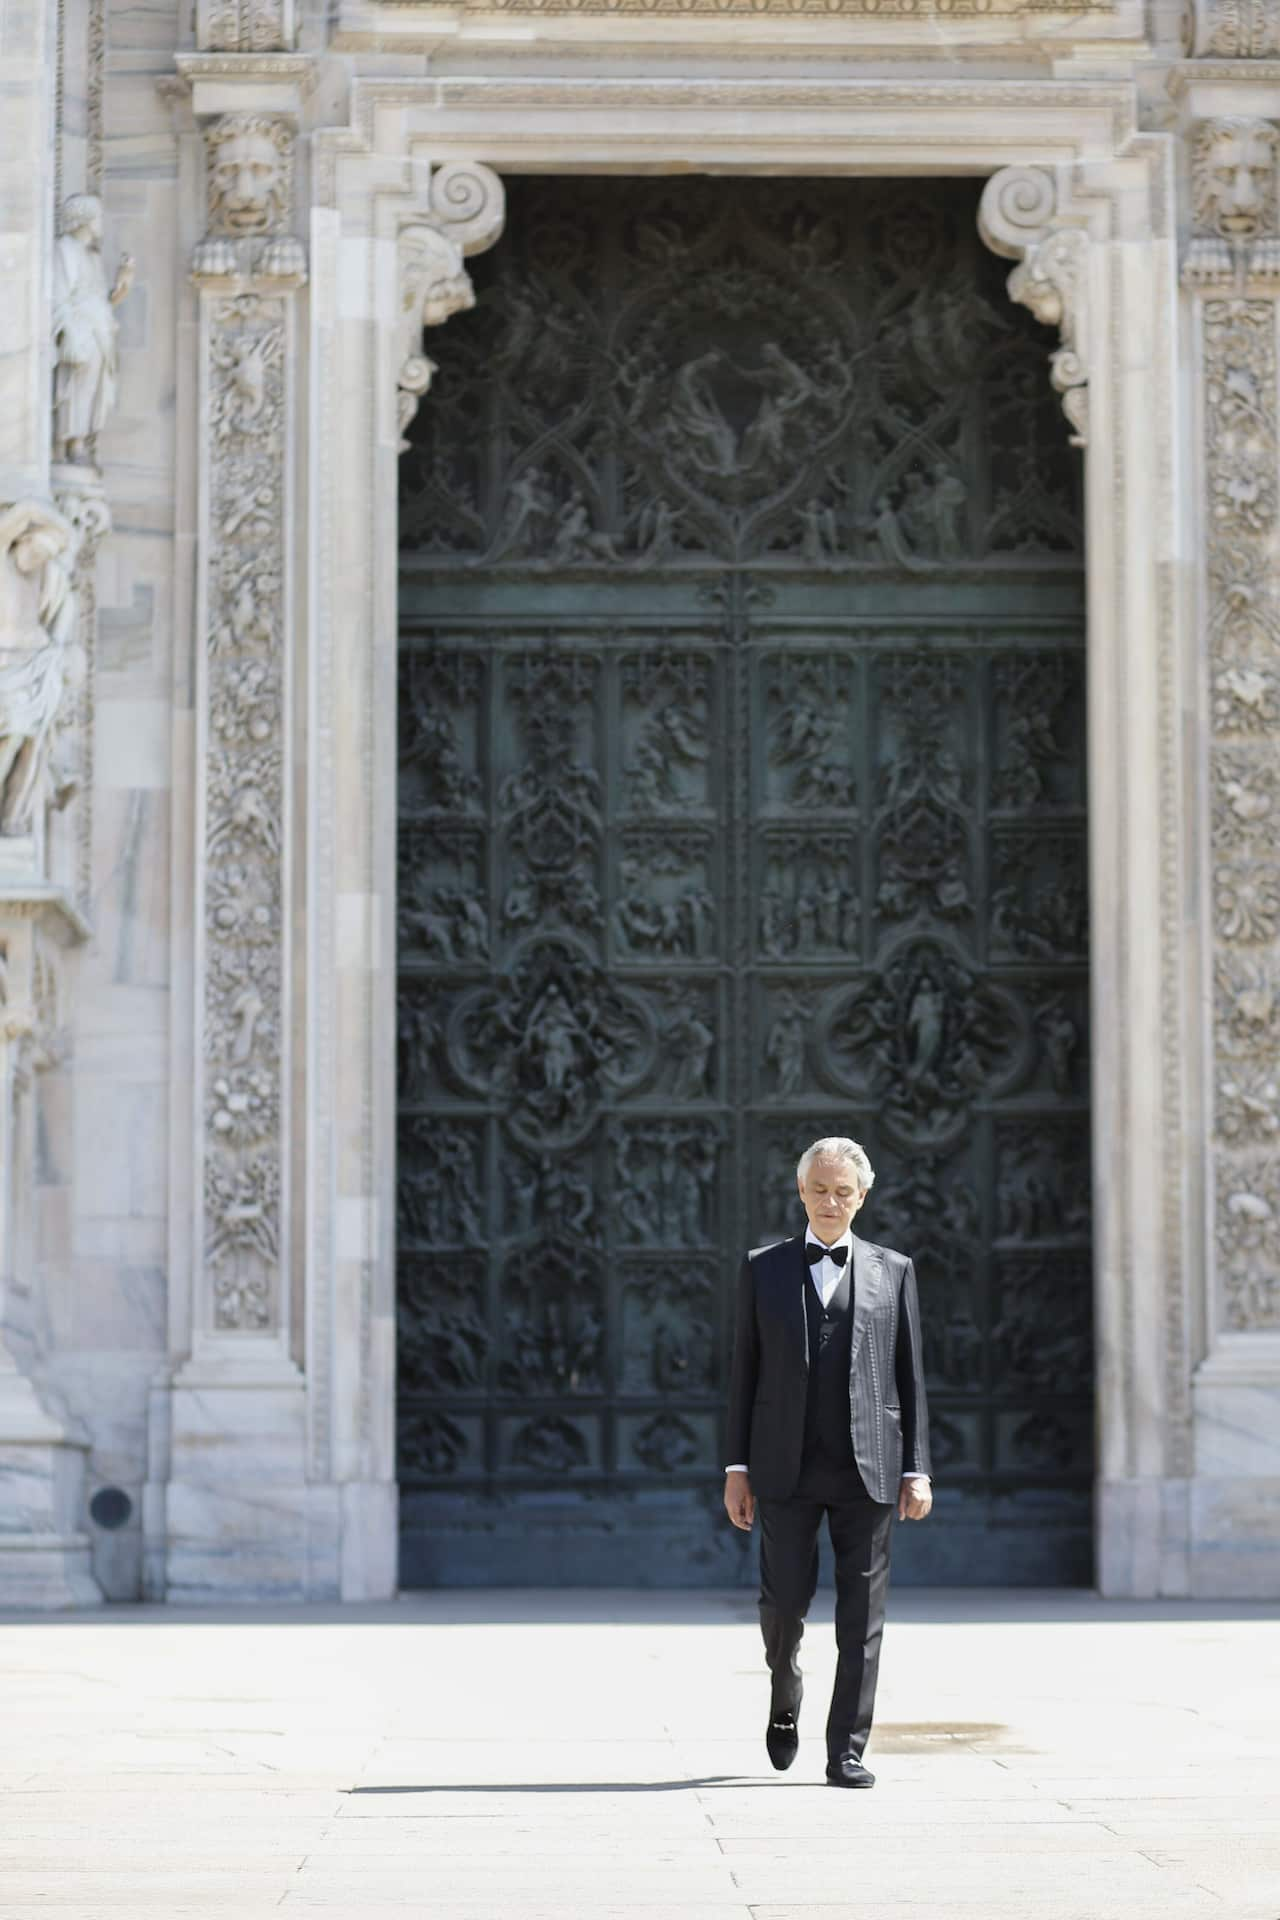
top-left (396, 178), bottom-right (1092, 1585)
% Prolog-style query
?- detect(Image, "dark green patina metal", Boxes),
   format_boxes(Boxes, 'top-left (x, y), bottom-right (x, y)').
top-left (396, 178), bottom-right (1092, 1586)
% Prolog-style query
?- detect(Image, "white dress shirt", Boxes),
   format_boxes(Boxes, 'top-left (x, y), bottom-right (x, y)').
top-left (726, 1226), bottom-right (932, 1486)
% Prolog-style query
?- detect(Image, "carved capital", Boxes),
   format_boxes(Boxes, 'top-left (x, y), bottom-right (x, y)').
top-left (396, 163), bottom-right (506, 452)
top-left (1186, 0), bottom-right (1280, 56)
top-left (978, 168), bottom-right (1089, 449)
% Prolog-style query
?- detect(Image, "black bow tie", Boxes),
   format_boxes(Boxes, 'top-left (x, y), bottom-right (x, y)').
top-left (806, 1240), bottom-right (848, 1267)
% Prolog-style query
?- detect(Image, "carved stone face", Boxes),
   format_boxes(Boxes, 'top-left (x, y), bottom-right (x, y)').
top-left (209, 122), bottom-right (288, 236)
top-left (1197, 120), bottom-right (1278, 239)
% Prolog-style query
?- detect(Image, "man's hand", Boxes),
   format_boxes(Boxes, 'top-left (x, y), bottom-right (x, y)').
top-left (724, 1470), bottom-right (755, 1531)
top-left (898, 1476), bottom-right (933, 1522)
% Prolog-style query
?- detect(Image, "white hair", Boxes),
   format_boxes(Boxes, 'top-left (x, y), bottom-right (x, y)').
top-left (795, 1136), bottom-right (875, 1192)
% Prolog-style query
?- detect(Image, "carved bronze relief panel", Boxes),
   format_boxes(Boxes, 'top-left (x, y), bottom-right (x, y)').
top-left (397, 178), bottom-right (1090, 1584)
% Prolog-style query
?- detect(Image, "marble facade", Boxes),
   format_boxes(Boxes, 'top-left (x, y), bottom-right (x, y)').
top-left (0, 0), bottom-right (1278, 1605)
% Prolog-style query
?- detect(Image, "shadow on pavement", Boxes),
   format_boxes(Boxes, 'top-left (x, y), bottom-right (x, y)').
top-left (346, 1778), bottom-right (815, 1794)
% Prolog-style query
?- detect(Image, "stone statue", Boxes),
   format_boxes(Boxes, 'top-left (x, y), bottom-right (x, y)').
top-left (51, 196), bottom-right (133, 463)
top-left (0, 501), bottom-right (82, 835)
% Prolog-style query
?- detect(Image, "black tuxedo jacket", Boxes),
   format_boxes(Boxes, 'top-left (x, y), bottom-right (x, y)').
top-left (727, 1231), bottom-right (931, 1505)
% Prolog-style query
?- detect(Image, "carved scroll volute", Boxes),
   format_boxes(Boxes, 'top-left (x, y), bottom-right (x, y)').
top-left (396, 163), bottom-right (506, 453)
top-left (978, 166), bottom-right (1090, 449)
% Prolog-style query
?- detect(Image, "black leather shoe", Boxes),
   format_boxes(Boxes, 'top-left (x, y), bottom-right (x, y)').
top-left (826, 1756), bottom-right (876, 1788)
top-left (766, 1709), bottom-right (799, 1771)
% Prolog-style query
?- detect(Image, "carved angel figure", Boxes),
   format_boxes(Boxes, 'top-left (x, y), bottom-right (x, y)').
top-left (0, 501), bottom-right (81, 835)
top-left (52, 195), bottom-right (133, 462)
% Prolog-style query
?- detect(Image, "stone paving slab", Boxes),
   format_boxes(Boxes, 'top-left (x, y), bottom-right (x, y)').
top-left (0, 1589), bottom-right (1278, 1920)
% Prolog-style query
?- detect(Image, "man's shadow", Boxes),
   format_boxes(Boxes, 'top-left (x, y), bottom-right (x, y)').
top-left (347, 1778), bottom-right (819, 1795)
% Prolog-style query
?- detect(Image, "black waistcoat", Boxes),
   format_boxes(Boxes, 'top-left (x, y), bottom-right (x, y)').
top-left (801, 1264), bottom-right (857, 1469)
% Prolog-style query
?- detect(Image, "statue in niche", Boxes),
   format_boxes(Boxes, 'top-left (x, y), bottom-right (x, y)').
top-left (797, 495), bottom-right (841, 563)
top-left (996, 707), bottom-right (1059, 810)
top-left (633, 495), bottom-right (679, 561)
top-left (670, 349), bottom-right (737, 475)
top-left (613, 854), bottom-right (663, 952)
top-left (904, 973), bottom-right (946, 1079)
top-left (759, 885), bottom-right (787, 958)
top-left (739, 344), bottom-right (817, 469)
top-left (52, 195), bottom-right (133, 464)
top-left (0, 501), bottom-right (83, 835)
top-left (489, 464), bottom-right (555, 561)
top-left (768, 702), bottom-right (853, 809)
top-left (765, 991), bottom-right (808, 1096)
top-left (626, 701), bottom-right (707, 814)
top-left (547, 487), bottom-right (617, 565)
top-left (667, 998), bottom-right (717, 1105)
top-left (1036, 997), bottom-right (1078, 1096)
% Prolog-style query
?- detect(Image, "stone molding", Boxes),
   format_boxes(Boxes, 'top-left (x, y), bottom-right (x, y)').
top-left (396, 164), bottom-right (506, 450)
top-left (978, 166), bottom-right (1090, 446)
top-left (422, 0), bottom-right (1117, 12)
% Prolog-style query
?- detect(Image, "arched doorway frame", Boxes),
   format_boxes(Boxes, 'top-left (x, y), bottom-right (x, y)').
top-left (305, 81), bottom-right (1197, 1597)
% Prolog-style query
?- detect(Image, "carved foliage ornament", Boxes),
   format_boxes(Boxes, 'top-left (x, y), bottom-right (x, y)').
top-left (396, 164), bottom-right (506, 452)
top-left (978, 167), bottom-right (1089, 448)
top-left (1200, 292), bottom-right (1280, 1329)
top-left (201, 294), bottom-right (287, 1329)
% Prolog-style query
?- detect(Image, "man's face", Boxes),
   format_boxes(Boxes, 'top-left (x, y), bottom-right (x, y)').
top-left (796, 1154), bottom-right (865, 1242)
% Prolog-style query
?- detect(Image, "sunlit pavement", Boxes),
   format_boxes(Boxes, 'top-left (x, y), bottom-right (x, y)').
top-left (1, 1587), bottom-right (1278, 1918)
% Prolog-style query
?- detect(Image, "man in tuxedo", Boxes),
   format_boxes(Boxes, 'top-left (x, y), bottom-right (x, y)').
top-left (724, 1137), bottom-right (932, 1788)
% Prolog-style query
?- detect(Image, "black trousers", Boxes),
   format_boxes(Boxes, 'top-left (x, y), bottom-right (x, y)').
top-left (757, 1459), bottom-right (894, 1767)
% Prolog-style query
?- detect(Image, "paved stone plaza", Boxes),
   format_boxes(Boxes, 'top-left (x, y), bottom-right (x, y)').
top-left (1, 1588), bottom-right (1277, 1918)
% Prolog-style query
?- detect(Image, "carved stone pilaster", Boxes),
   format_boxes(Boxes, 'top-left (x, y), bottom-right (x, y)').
top-left (189, 110), bottom-right (305, 1342)
top-left (396, 164), bottom-right (506, 451)
top-left (978, 167), bottom-right (1090, 448)
top-left (1199, 295), bottom-right (1280, 1331)
top-left (1186, 0), bottom-right (1280, 57)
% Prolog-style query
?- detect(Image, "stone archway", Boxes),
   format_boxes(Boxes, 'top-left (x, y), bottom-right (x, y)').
top-left (392, 171), bottom-right (1097, 1586)
top-left (160, 78), bottom-right (1196, 1601)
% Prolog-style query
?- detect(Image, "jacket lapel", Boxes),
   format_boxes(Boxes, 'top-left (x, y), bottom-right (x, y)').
top-left (849, 1235), bottom-right (884, 1370)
